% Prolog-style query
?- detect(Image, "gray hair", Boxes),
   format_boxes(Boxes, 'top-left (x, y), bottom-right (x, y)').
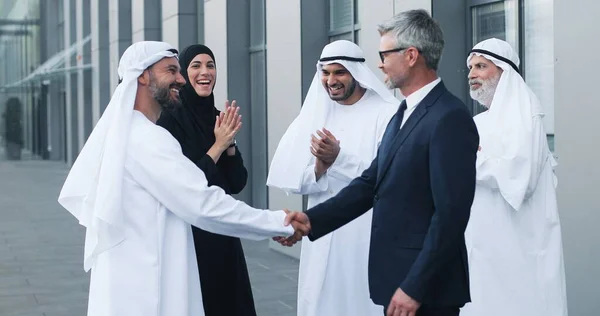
top-left (377, 9), bottom-right (444, 70)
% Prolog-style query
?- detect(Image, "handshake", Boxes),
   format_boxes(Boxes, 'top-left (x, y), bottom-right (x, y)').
top-left (273, 209), bottom-right (312, 247)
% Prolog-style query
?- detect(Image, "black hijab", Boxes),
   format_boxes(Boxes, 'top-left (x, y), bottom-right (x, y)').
top-left (178, 44), bottom-right (218, 144)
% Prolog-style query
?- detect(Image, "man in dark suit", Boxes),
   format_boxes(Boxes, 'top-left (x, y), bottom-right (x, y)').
top-left (279, 10), bottom-right (479, 316)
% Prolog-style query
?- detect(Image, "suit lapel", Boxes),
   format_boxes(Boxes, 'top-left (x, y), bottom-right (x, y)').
top-left (375, 82), bottom-right (447, 190)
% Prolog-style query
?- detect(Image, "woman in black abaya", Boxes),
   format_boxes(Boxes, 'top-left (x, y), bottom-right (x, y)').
top-left (157, 44), bottom-right (256, 316)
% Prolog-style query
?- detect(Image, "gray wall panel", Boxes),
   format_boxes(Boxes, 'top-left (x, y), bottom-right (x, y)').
top-left (300, 0), bottom-right (329, 100)
top-left (177, 12), bottom-right (199, 49)
top-left (98, 0), bottom-right (110, 113)
top-left (145, 0), bottom-right (163, 41)
top-left (226, 0), bottom-right (253, 205)
top-left (432, 0), bottom-right (468, 105)
top-left (554, 0), bottom-right (600, 313)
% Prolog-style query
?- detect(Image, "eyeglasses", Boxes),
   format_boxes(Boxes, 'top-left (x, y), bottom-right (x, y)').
top-left (378, 47), bottom-right (418, 63)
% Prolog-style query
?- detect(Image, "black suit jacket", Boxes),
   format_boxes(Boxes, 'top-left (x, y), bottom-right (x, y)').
top-left (306, 81), bottom-right (479, 307)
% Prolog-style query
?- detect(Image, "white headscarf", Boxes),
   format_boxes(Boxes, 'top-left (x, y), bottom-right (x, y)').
top-left (58, 41), bottom-right (178, 271)
top-left (266, 40), bottom-right (398, 192)
top-left (467, 38), bottom-right (552, 210)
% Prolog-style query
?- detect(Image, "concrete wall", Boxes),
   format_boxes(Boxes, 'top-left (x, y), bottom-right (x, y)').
top-left (161, 0), bottom-right (198, 50)
top-left (63, 0), bottom-right (75, 164)
top-left (132, 0), bottom-right (162, 42)
top-left (76, 0), bottom-right (93, 139)
top-left (554, 0), bottom-right (600, 313)
top-left (358, 0), bottom-right (394, 84)
top-left (432, 0), bottom-right (468, 104)
top-left (90, 0), bottom-right (110, 122)
top-left (108, 0), bottom-right (132, 91)
top-left (265, 0), bottom-right (303, 258)
top-left (203, 0), bottom-right (228, 108)
top-left (47, 0), bottom-right (65, 162)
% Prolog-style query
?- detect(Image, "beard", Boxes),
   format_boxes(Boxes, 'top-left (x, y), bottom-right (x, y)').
top-left (469, 73), bottom-right (501, 108)
top-left (149, 73), bottom-right (182, 110)
top-left (385, 77), bottom-right (396, 90)
top-left (384, 73), bottom-right (403, 90)
top-left (328, 79), bottom-right (357, 101)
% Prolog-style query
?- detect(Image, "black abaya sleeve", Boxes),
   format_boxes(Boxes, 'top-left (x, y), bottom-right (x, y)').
top-left (194, 154), bottom-right (229, 189)
top-left (217, 147), bottom-right (248, 194)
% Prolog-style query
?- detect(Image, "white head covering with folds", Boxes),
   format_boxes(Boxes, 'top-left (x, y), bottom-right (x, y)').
top-left (267, 40), bottom-right (398, 192)
top-left (467, 38), bottom-right (553, 210)
top-left (58, 41), bottom-right (178, 271)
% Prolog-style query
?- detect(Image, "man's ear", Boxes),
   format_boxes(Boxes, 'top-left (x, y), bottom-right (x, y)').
top-left (138, 70), bottom-right (150, 86)
top-left (407, 47), bottom-right (420, 68)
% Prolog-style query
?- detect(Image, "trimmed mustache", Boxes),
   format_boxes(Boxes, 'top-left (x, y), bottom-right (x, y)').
top-left (469, 79), bottom-right (483, 87)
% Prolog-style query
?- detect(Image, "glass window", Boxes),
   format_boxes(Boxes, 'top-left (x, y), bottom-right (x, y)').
top-left (329, 0), bottom-right (359, 44)
top-left (523, 0), bottom-right (555, 152)
top-left (470, 0), bottom-right (555, 152)
top-left (470, 0), bottom-right (518, 115)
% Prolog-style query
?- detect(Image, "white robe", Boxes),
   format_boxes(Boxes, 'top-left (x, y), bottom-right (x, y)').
top-left (293, 90), bottom-right (394, 316)
top-left (86, 110), bottom-right (294, 316)
top-left (461, 112), bottom-right (568, 316)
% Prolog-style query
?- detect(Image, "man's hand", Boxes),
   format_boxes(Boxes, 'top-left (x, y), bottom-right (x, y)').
top-left (273, 209), bottom-right (311, 247)
top-left (310, 128), bottom-right (340, 164)
top-left (387, 288), bottom-right (421, 316)
top-left (314, 157), bottom-right (331, 180)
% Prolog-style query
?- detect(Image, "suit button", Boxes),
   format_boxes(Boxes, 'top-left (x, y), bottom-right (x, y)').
top-left (374, 194), bottom-right (379, 202)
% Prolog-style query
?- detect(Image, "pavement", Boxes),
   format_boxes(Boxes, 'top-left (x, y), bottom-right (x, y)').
top-left (0, 152), bottom-right (299, 316)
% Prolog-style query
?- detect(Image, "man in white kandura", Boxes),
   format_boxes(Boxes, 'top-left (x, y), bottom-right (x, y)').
top-left (58, 41), bottom-right (303, 316)
top-left (267, 40), bottom-right (398, 316)
top-left (461, 38), bottom-right (568, 316)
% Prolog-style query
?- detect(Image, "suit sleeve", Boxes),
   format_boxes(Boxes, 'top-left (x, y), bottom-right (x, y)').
top-left (305, 153), bottom-right (378, 240)
top-left (400, 108), bottom-right (479, 301)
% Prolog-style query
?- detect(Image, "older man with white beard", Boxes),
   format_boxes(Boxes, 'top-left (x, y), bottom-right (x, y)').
top-left (461, 38), bottom-right (568, 316)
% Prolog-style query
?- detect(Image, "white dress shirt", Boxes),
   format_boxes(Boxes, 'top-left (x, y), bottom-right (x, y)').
top-left (400, 77), bottom-right (441, 128)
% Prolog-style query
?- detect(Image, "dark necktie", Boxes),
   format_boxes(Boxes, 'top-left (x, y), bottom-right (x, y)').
top-left (379, 100), bottom-right (407, 157)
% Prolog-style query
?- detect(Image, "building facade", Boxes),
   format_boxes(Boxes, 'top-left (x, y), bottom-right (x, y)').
top-left (1, 0), bottom-right (598, 313)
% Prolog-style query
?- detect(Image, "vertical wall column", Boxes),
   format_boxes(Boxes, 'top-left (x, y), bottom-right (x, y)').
top-left (91, 0), bottom-right (110, 121)
top-left (109, 0), bottom-right (132, 90)
top-left (132, 0), bottom-right (162, 42)
top-left (76, 0), bottom-right (93, 147)
top-left (69, 0), bottom-right (79, 162)
top-left (265, 0), bottom-right (303, 257)
top-left (63, 0), bottom-right (77, 164)
top-left (432, 0), bottom-right (468, 104)
top-left (224, 0), bottom-right (253, 205)
top-left (81, 0), bottom-right (93, 137)
top-left (203, 0), bottom-right (228, 106)
top-left (300, 0), bottom-right (328, 98)
top-left (161, 0), bottom-right (198, 49)
top-left (76, 0), bottom-right (84, 149)
top-left (555, 0), bottom-right (600, 314)
top-left (245, 0), bottom-right (269, 208)
top-left (47, 0), bottom-right (64, 161)
top-left (358, 0), bottom-right (395, 83)
top-left (37, 0), bottom-right (49, 159)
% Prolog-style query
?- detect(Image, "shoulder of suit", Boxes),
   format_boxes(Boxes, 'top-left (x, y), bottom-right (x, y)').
top-left (435, 90), bottom-right (469, 112)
